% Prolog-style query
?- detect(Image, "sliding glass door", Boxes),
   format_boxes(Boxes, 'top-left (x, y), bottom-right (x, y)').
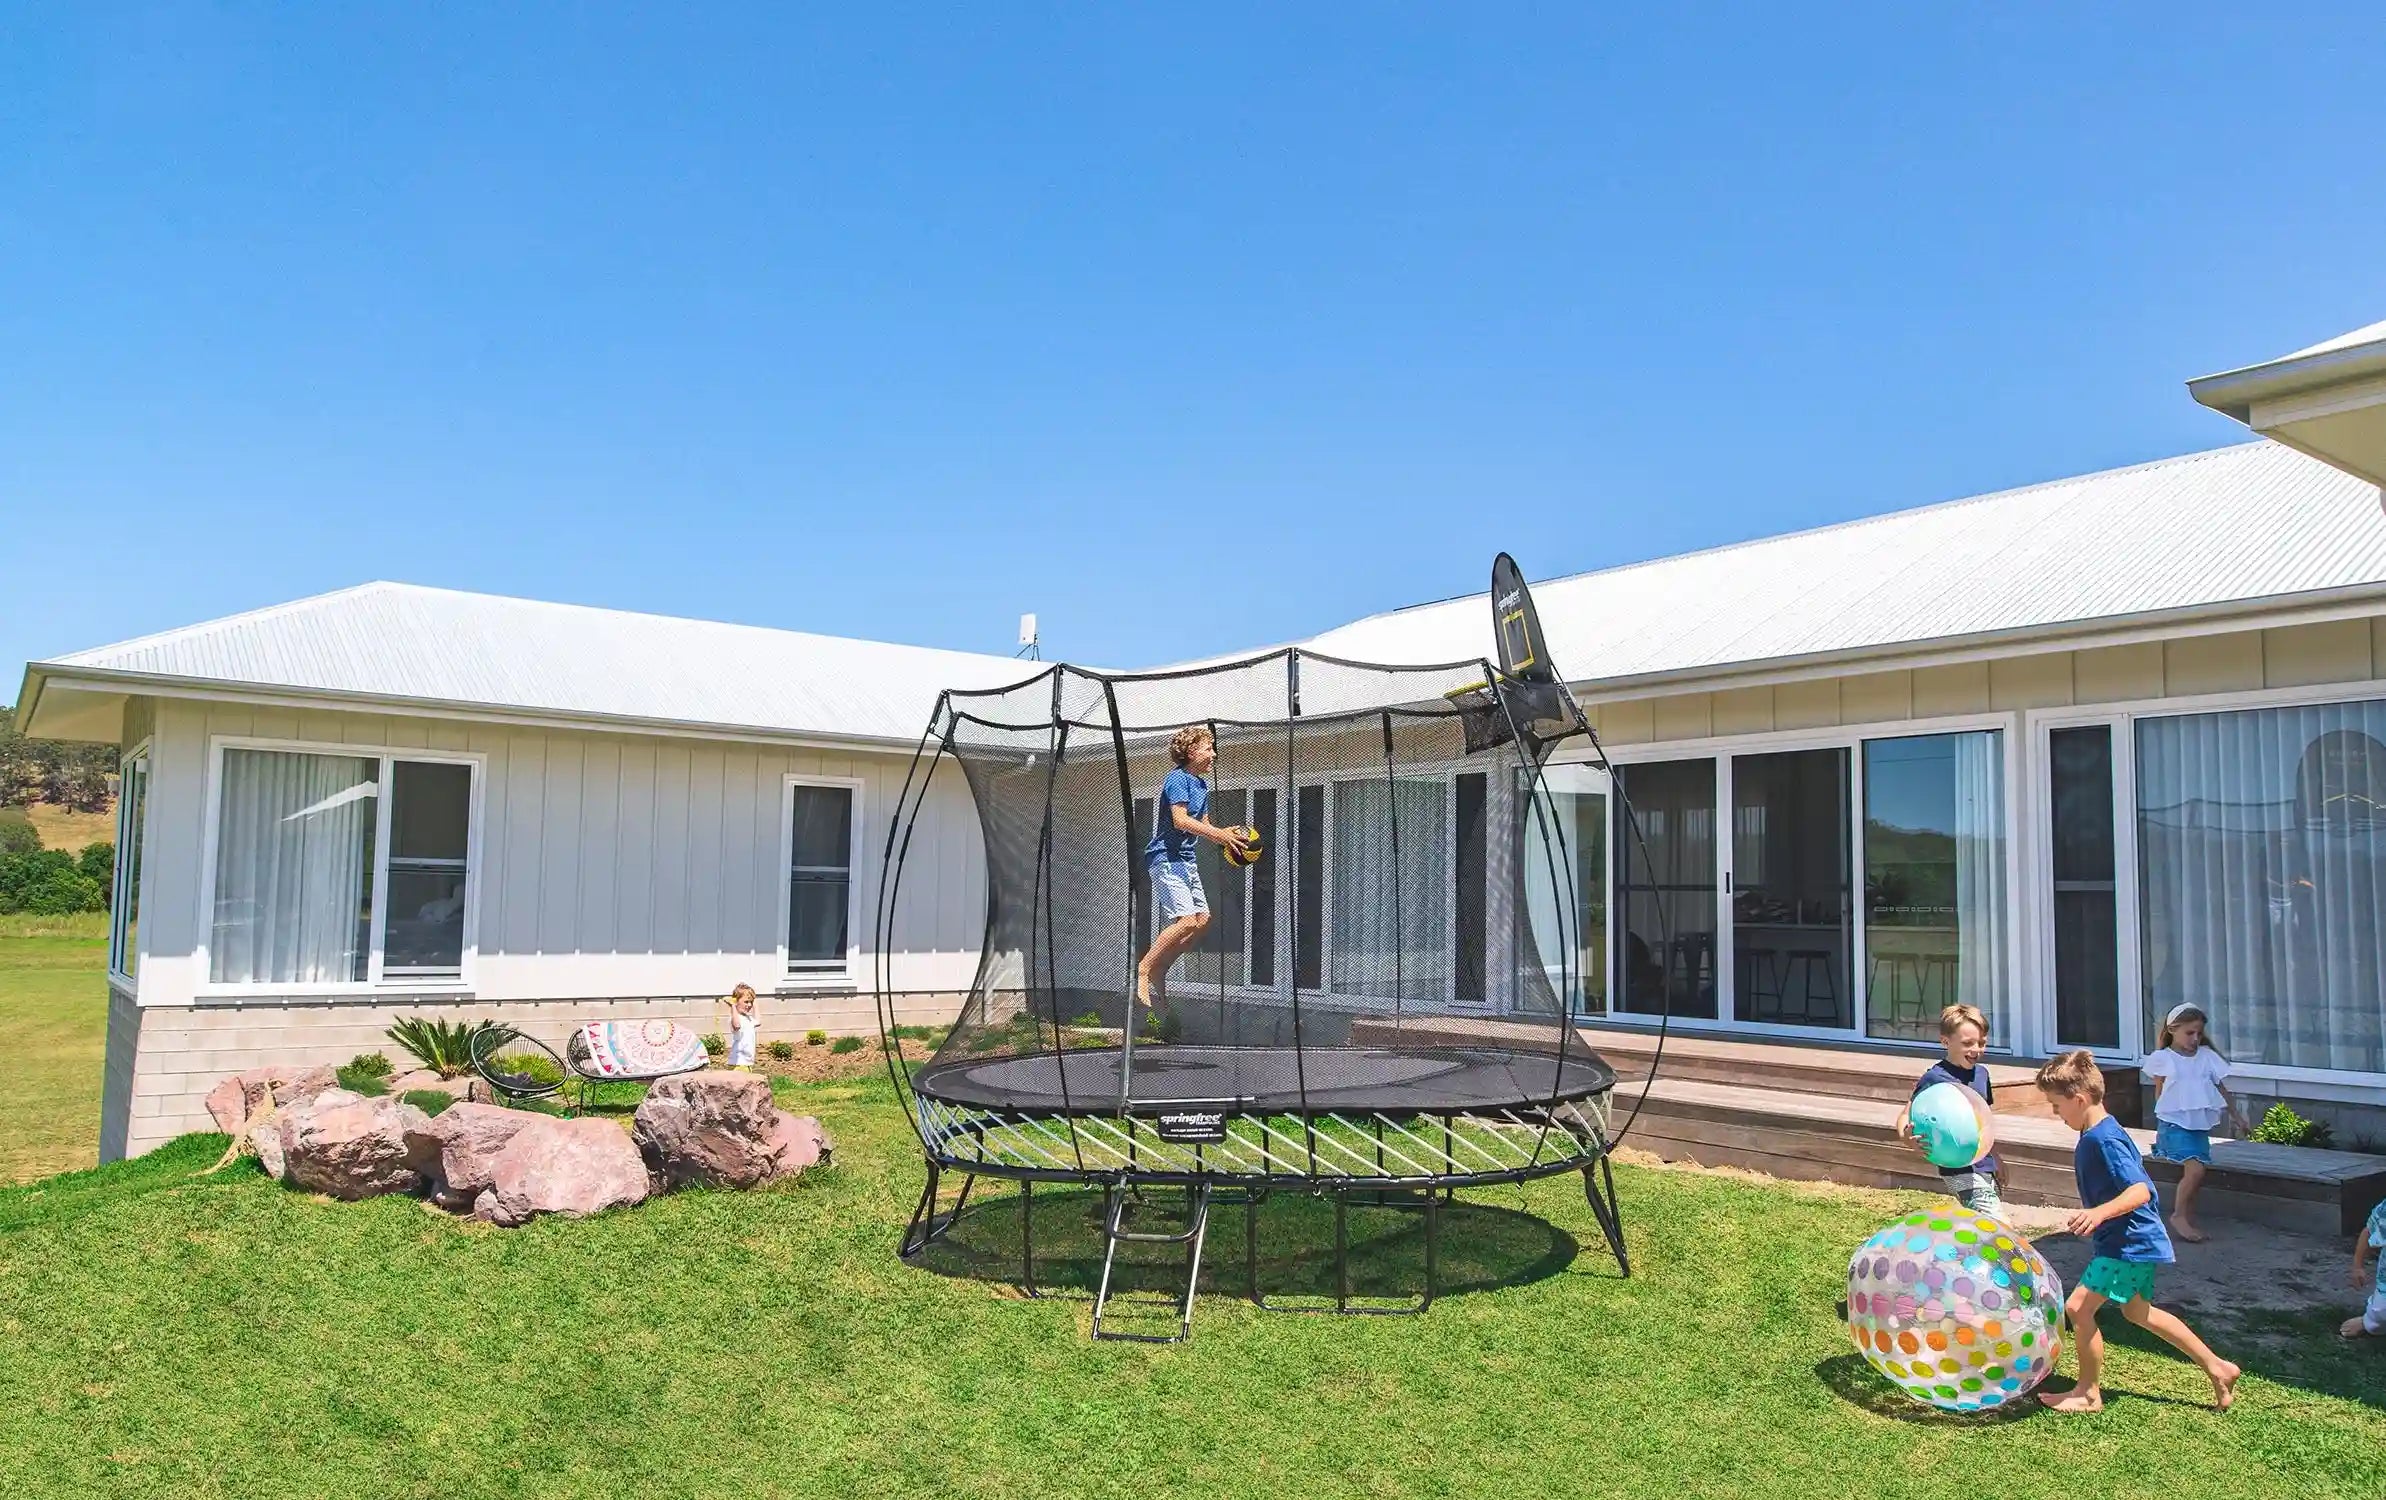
top-left (1863, 731), bottom-right (2007, 1042)
top-left (1614, 759), bottom-right (1718, 1019)
top-left (2048, 725), bottom-right (2122, 1050)
top-left (1731, 748), bottom-right (1852, 1028)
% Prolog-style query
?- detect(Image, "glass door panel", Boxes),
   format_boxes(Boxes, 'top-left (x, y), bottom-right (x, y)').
top-left (1524, 762), bottom-right (1608, 1015)
top-left (1731, 748), bottom-right (1851, 1028)
top-left (1863, 731), bottom-right (2008, 1042)
top-left (2049, 726), bottom-right (2120, 1049)
top-left (1615, 759), bottom-right (1718, 1019)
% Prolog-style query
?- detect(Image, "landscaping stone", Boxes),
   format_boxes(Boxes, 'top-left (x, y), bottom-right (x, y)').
top-left (278, 1092), bottom-right (437, 1200)
top-left (764, 1111), bottom-right (833, 1175)
top-left (633, 1071), bottom-right (784, 1189)
top-left (388, 1068), bottom-right (443, 1093)
top-left (474, 1118), bottom-right (649, 1227)
top-left (204, 1064), bottom-right (343, 1135)
top-left (409, 1102), bottom-right (541, 1208)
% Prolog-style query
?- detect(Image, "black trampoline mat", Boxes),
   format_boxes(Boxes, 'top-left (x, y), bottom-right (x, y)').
top-left (913, 1043), bottom-right (1616, 1116)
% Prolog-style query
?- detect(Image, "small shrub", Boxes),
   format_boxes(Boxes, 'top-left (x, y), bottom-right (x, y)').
top-left (2248, 1101), bottom-right (2334, 1149)
top-left (333, 1065), bottom-right (390, 1097)
top-left (387, 1016), bottom-right (508, 1078)
top-left (1070, 1010), bottom-right (1103, 1028)
top-left (830, 1035), bottom-right (863, 1055)
top-left (700, 1032), bottom-right (726, 1059)
top-left (805, 1029), bottom-right (827, 1046)
top-left (401, 1089), bottom-right (456, 1118)
top-left (345, 1052), bottom-right (394, 1080)
top-left (77, 842), bottom-right (115, 893)
top-left (765, 1038), bottom-right (796, 1062)
top-left (0, 818), bottom-right (39, 858)
top-left (487, 1048), bottom-right (565, 1088)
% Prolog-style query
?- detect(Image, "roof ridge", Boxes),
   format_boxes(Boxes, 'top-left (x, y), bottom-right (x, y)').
top-left (1362, 440), bottom-right (2277, 627)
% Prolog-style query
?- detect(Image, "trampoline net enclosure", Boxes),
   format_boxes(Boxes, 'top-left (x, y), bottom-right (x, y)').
top-left (877, 646), bottom-right (1618, 1189)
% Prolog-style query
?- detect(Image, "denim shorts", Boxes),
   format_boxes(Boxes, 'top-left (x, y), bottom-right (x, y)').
top-left (2154, 1122), bottom-right (2213, 1164)
top-left (1150, 858), bottom-right (1208, 922)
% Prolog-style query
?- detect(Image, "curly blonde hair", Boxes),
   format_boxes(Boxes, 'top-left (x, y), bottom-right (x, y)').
top-left (1168, 726), bottom-right (1213, 768)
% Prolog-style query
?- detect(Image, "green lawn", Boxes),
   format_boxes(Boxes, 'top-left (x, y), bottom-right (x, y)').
top-left (0, 912), bottom-right (109, 1183)
top-left (1, 927), bottom-right (2381, 1498)
top-left (0, 1074), bottom-right (2379, 1500)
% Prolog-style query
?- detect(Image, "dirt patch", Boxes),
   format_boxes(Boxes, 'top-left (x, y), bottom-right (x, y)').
top-left (755, 1037), bottom-right (932, 1085)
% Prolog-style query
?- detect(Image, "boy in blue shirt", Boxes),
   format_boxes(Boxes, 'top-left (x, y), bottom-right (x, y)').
top-left (1135, 726), bottom-right (1243, 1007)
top-left (2034, 1050), bottom-right (2240, 1412)
top-left (1893, 1003), bottom-right (2004, 1216)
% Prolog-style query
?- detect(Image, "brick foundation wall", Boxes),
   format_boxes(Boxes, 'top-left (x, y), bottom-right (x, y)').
top-left (111, 991), bottom-right (966, 1160)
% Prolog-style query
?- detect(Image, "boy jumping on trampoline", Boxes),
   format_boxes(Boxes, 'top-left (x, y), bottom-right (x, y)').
top-left (1136, 726), bottom-right (1242, 1007)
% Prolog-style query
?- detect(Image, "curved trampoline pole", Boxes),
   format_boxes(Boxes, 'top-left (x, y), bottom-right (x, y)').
top-left (1593, 721), bottom-right (1674, 1150)
top-left (1285, 650), bottom-right (1316, 1176)
top-left (1380, 711), bottom-right (1404, 1037)
top-left (1494, 664), bottom-right (1578, 1170)
top-left (1034, 706), bottom-right (1086, 1173)
top-left (876, 704), bottom-right (947, 1150)
top-left (1100, 679), bottom-right (1140, 1130)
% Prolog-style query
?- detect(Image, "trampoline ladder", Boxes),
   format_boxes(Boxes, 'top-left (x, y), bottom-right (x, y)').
top-left (1090, 1181), bottom-right (1213, 1344)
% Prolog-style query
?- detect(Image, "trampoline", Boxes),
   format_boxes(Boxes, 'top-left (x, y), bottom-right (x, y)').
top-left (874, 554), bottom-right (1664, 1341)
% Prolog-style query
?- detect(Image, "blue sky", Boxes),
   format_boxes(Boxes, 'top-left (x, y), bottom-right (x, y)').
top-left (5, 6), bottom-right (2385, 691)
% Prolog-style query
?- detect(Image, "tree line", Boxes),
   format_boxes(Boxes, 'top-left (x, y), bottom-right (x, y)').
top-left (0, 704), bottom-right (117, 812)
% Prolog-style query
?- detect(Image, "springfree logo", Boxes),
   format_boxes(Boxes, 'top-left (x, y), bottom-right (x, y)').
top-left (1154, 1109), bottom-right (1228, 1143)
top-left (1498, 587), bottom-right (1523, 610)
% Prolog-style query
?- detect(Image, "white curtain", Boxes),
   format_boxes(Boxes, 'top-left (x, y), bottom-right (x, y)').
top-left (1331, 778), bottom-right (1450, 1003)
top-left (211, 749), bottom-right (378, 985)
top-left (2138, 702), bottom-right (2386, 1072)
top-left (1523, 766), bottom-right (1606, 1016)
top-left (1951, 730), bottom-right (2008, 1034)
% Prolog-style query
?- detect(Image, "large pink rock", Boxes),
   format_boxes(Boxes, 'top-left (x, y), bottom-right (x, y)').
top-left (404, 1102), bottom-right (541, 1210)
top-left (278, 1093), bottom-right (437, 1200)
top-left (763, 1111), bottom-right (833, 1175)
top-left (205, 1065), bottom-right (342, 1134)
top-left (474, 1118), bottom-right (649, 1227)
top-left (633, 1071), bottom-right (784, 1189)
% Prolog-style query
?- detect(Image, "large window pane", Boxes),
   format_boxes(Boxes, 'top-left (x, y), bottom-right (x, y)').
top-left (210, 749), bottom-right (377, 985)
top-left (2137, 700), bottom-right (2386, 1072)
top-left (111, 756), bottom-right (148, 978)
top-left (1615, 759), bottom-right (1717, 1019)
top-left (788, 784), bottom-right (854, 967)
top-left (1184, 788), bottom-right (1248, 989)
top-left (1329, 778), bottom-right (1450, 1002)
top-left (1248, 788), bottom-right (1276, 988)
top-left (1863, 732), bottom-right (2006, 1042)
top-left (1523, 764), bottom-right (1606, 1015)
top-left (1733, 748), bottom-right (1850, 1028)
top-left (384, 761), bottom-right (471, 977)
top-left (1295, 784), bottom-right (1324, 990)
top-left (2050, 727), bottom-right (2120, 1048)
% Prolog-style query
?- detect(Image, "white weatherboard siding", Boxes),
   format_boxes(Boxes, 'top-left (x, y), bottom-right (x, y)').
top-left (134, 699), bottom-right (985, 1008)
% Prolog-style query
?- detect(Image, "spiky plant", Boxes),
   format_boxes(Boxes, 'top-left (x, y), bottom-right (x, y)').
top-left (385, 1016), bottom-right (510, 1078)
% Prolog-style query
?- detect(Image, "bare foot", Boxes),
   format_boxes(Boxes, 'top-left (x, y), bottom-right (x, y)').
top-left (2209, 1360), bottom-right (2241, 1411)
top-left (2341, 1316), bottom-right (2374, 1339)
top-left (2038, 1386), bottom-right (2104, 1413)
top-left (2170, 1216), bottom-right (2208, 1243)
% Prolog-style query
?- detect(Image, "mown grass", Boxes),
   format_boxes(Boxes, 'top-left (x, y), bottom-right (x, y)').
top-left (0, 915), bottom-right (109, 1182)
top-left (0, 1068), bottom-right (2381, 1500)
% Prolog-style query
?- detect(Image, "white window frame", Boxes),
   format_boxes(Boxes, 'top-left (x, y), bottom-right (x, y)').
top-left (1581, 709), bottom-right (2026, 1053)
top-left (2028, 677), bottom-right (2386, 1100)
top-left (777, 773), bottom-right (866, 987)
top-left (108, 739), bottom-right (152, 986)
top-left (195, 736), bottom-right (486, 998)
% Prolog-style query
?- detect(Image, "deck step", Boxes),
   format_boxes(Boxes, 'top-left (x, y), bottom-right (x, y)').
top-left (1616, 1077), bottom-right (2386, 1237)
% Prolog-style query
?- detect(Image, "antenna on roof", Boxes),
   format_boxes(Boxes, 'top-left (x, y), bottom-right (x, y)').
top-left (1016, 612), bottom-right (1040, 659)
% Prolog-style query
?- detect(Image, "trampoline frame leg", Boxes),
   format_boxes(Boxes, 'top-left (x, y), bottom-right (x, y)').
top-left (899, 1159), bottom-right (977, 1261)
top-left (1246, 1185), bottom-right (1440, 1317)
top-left (1581, 1152), bottom-right (1631, 1277)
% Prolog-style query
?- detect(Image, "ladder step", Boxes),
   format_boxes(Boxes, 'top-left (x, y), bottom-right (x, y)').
top-left (1092, 1183), bottom-right (1213, 1343)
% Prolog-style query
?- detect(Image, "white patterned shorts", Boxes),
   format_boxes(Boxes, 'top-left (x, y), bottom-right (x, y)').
top-left (1150, 858), bottom-right (1208, 922)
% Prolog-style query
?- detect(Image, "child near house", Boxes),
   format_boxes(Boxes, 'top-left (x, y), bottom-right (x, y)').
top-left (2034, 1049), bottom-right (2240, 1412)
top-left (1893, 1003), bottom-right (2005, 1217)
top-left (1134, 726), bottom-right (1245, 1007)
top-left (726, 983), bottom-right (759, 1069)
top-left (2343, 1193), bottom-right (2386, 1340)
top-left (2142, 1002), bottom-right (2251, 1243)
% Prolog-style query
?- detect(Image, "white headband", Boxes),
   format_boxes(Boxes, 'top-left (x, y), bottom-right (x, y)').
top-left (2164, 1003), bottom-right (2203, 1026)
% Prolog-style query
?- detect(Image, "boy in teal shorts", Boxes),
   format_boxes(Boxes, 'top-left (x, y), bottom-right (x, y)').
top-left (2034, 1050), bottom-right (2240, 1412)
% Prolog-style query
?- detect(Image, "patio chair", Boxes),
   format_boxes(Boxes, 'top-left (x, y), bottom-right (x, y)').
top-left (563, 1019), bottom-right (711, 1111)
top-left (468, 1027), bottom-right (573, 1111)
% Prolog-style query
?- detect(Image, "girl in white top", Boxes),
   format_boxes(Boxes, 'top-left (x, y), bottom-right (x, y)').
top-left (2142, 1003), bottom-right (2250, 1243)
top-left (726, 983), bottom-right (759, 1069)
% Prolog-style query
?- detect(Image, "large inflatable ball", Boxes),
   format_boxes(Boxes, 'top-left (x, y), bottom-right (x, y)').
top-left (1846, 1208), bottom-right (2064, 1411)
top-left (1909, 1081), bottom-right (1995, 1170)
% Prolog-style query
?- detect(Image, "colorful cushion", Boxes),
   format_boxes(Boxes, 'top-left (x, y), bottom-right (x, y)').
top-left (568, 1019), bottom-right (709, 1080)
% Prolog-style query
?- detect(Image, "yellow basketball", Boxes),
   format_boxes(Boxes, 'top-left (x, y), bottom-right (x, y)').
top-left (1223, 826), bottom-right (1263, 867)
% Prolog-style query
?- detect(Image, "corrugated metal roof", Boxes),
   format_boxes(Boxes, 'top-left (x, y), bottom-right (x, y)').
top-left (27, 441), bottom-right (2386, 743)
top-left (1294, 442), bottom-right (2386, 688)
top-left (34, 583), bottom-right (1044, 746)
top-left (2283, 318), bottom-right (2386, 361)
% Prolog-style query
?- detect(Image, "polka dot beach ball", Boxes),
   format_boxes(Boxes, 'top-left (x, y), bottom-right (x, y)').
top-left (1845, 1207), bottom-right (2065, 1412)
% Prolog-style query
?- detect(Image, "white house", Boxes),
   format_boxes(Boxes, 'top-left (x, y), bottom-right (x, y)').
top-left (22, 318), bottom-right (2386, 1160)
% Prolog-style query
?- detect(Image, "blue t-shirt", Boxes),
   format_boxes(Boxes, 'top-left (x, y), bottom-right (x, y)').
top-left (2075, 1114), bottom-right (2174, 1264)
top-left (1144, 768), bottom-right (1209, 865)
top-left (1912, 1060), bottom-right (1999, 1177)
